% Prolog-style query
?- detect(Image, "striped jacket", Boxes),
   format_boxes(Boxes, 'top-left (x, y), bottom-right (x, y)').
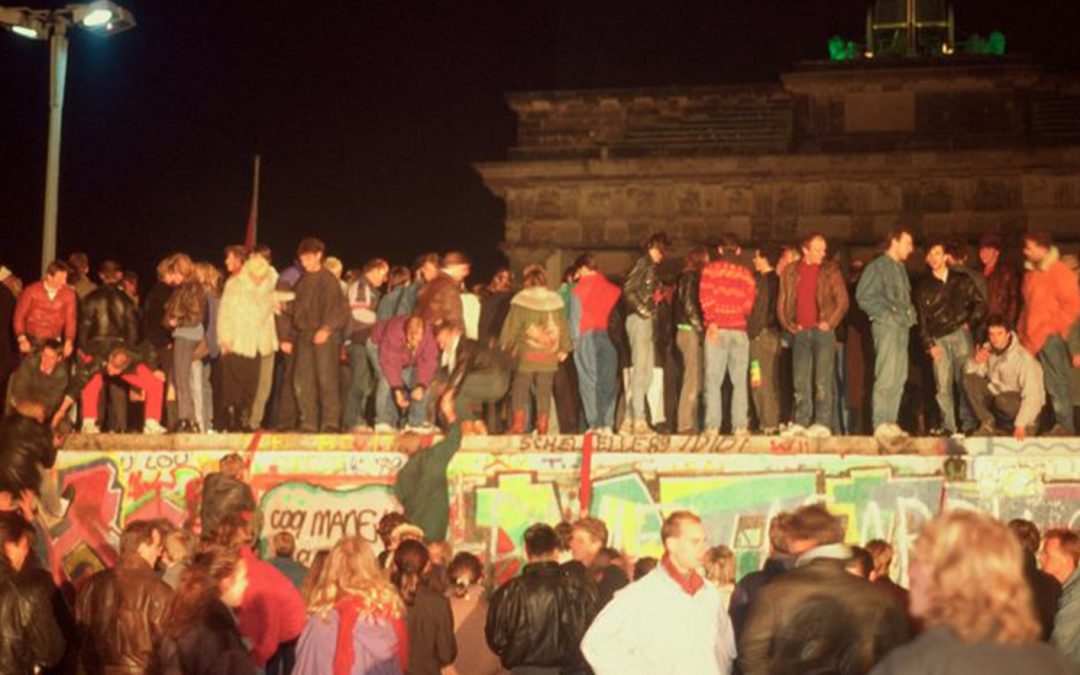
top-left (699, 258), bottom-right (756, 330)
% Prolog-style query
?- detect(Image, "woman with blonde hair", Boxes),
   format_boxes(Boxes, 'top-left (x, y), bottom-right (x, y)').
top-left (294, 537), bottom-right (407, 675)
top-left (192, 262), bottom-right (223, 432)
top-left (163, 252), bottom-right (207, 432)
top-left (871, 510), bottom-right (1075, 674)
top-left (703, 544), bottom-right (736, 609)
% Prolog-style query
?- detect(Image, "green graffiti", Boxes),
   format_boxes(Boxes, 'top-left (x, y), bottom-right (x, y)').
top-left (591, 473), bottom-right (665, 558)
top-left (475, 474), bottom-right (561, 552)
top-left (828, 36), bottom-right (859, 61)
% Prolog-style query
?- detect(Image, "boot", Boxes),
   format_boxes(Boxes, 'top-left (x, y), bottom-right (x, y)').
top-left (509, 410), bottom-right (527, 434)
top-left (536, 413), bottom-right (550, 436)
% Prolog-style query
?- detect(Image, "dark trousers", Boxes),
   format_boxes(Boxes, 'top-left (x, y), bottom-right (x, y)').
top-left (553, 356), bottom-right (581, 434)
top-left (221, 353), bottom-right (260, 429)
top-left (963, 373), bottom-right (1024, 429)
top-left (268, 350), bottom-right (298, 430)
top-left (266, 638), bottom-right (297, 675)
top-left (294, 331), bottom-right (342, 432)
top-left (511, 370), bottom-right (555, 419)
top-left (749, 328), bottom-right (781, 431)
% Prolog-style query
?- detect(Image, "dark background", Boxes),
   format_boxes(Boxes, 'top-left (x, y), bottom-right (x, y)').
top-left (2, 1), bottom-right (1079, 287)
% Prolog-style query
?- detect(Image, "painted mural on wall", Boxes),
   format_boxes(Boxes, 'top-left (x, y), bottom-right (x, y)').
top-left (45, 434), bottom-right (1080, 587)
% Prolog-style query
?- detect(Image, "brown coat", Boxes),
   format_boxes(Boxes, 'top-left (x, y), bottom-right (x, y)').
top-left (777, 260), bottom-right (850, 334)
top-left (164, 281), bottom-right (207, 329)
top-left (75, 556), bottom-right (173, 674)
top-left (415, 273), bottom-right (464, 330)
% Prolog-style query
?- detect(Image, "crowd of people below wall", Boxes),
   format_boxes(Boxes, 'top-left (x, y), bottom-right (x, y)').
top-left (4, 463), bottom-right (1080, 675)
top-left (1, 226), bottom-right (1079, 439)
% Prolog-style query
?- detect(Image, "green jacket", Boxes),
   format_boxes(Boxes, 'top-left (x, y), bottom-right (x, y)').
top-left (394, 422), bottom-right (462, 542)
top-left (498, 287), bottom-right (571, 373)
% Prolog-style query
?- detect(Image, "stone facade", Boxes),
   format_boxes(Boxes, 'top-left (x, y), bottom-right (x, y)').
top-left (476, 57), bottom-right (1080, 277)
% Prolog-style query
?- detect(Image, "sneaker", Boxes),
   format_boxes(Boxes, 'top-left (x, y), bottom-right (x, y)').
top-left (781, 424), bottom-right (807, 438)
top-left (351, 424), bottom-right (373, 433)
top-left (950, 430), bottom-right (966, 440)
top-left (143, 419), bottom-right (166, 435)
top-left (733, 427), bottom-right (750, 438)
top-left (632, 420), bottom-right (652, 436)
top-left (889, 423), bottom-right (910, 439)
top-left (874, 423), bottom-right (902, 440)
top-left (81, 419), bottom-right (100, 434)
top-left (374, 423), bottom-right (396, 434)
top-left (971, 422), bottom-right (996, 437)
top-left (404, 424), bottom-right (434, 434)
top-left (761, 426), bottom-right (779, 436)
top-left (806, 424), bottom-right (832, 438)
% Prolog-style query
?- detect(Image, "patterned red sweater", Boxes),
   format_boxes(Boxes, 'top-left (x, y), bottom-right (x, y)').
top-left (699, 259), bottom-right (756, 330)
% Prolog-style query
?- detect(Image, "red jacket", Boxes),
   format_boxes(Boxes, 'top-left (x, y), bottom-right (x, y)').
top-left (13, 281), bottom-right (77, 342)
top-left (571, 273), bottom-right (621, 335)
top-left (1019, 247), bottom-right (1080, 354)
top-left (237, 547), bottom-right (308, 666)
top-left (699, 259), bottom-right (756, 330)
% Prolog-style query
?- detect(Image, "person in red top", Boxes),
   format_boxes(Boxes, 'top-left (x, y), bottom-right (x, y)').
top-left (777, 233), bottom-right (850, 438)
top-left (979, 233), bottom-right (1020, 331)
top-left (13, 260), bottom-right (77, 358)
top-left (212, 517), bottom-right (307, 674)
top-left (1018, 231), bottom-right (1080, 435)
top-left (569, 253), bottom-right (622, 433)
top-left (699, 234), bottom-right (756, 435)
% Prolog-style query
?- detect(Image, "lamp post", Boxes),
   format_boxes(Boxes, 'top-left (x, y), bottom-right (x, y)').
top-left (1, 1), bottom-right (135, 275)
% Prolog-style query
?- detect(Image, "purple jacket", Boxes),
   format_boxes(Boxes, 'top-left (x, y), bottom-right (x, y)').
top-left (294, 610), bottom-right (403, 675)
top-left (372, 315), bottom-right (438, 389)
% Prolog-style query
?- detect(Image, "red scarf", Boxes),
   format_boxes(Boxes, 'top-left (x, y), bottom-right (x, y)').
top-left (662, 554), bottom-right (705, 596)
top-left (332, 595), bottom-right (408, 675)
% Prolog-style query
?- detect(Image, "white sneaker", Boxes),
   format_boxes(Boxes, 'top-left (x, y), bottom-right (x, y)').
top-left (888, 423), bottom-right (909, 439)
top-left (143, 419), bottom-right (166, 435)
top-left (781, 424), bottom-right (807, 438)
top-left (806, 424), bottom-right (832, 438)
top-left (351, 424), bottom-right (373, 433)
top-left (81, 419), bottom-right (100, 434)
top-left (404, 424), bottom-right (434, 434)
top-left (733, 427), bottom-right (750, 438)
top-left (374, 423), bottom-right (396, 434)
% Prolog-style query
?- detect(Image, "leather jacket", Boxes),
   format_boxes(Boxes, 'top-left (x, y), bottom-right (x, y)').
top-left (622, 255), bottom-right (659, 319)
top-left (674, 270), bottom-right (704, 332)
top-left (75, 556), bottom-right (172, 675)
top-left (0, 561), bottom-right (66, 674)
top-left (79, 282), bottom-right (140, 355)
top-left (163, 281), bottom-right (207, 330)
top-left (485, 561), bottom-right (597, 670)
top-left (0, 413), bottom-right (57, 495)
top-left (914, 267), bottom-right (987, 351)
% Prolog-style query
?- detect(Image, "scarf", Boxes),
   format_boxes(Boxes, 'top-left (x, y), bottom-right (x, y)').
top-left (332, 594), bottom-right (407, 675)
top-left (662, 554), bottom-right (705, 596)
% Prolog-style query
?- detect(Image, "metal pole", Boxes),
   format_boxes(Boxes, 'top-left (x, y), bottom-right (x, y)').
top-left (42, 18), bottom-right (68, 275)
top-left (905, 0), bottom-right (916, 57)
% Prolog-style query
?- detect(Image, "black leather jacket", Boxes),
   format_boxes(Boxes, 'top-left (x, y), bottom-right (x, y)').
top-left (485, 561), bottom-right (597, 670)
top-left (622, 255), bottom-right (659, 319)
top-left (0, 413), bottom-right (57, 496)
top-left (674, 270), bottom-right (704, 332)
top-left (0, 561), bottom-right (66, 674)
top-left (78, 282), bottom-right (140, 356)
top-left (914, 267), bottom-right (987, 351)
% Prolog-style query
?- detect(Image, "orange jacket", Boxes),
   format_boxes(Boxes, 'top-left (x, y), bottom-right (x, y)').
top-left (1019, 247), bottom-right (1080, 354)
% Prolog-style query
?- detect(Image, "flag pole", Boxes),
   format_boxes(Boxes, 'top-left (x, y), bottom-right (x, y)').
top-left (244, 154), bottom-right (261, 250)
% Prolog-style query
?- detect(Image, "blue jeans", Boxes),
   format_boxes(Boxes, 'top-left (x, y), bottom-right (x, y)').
top-left (792, 328), bottom-right (836, 428)
top-left (871, 322), bottom-right (909, 429)
top-left (704, 329), bottom-right (749, 430)
top-left (625, 314), bottom-right (654, 422)
top-left (574, 330), bottom-right (618, 429)
top-left (931, 327), bottom-right (975, 432)
top-left (375, 367), bottom-right (429, 428)
top-left (1039, 334), bottom-right (1075, 433)
top-left (342, 341), bottom-right (375, 429)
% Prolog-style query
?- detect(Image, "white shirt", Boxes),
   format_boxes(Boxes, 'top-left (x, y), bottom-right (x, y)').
top-left (582, 563), bottom-right (736, 675)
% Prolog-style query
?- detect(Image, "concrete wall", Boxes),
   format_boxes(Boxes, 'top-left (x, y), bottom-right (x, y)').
top-left (45, 433), bottom-right (1080, 587)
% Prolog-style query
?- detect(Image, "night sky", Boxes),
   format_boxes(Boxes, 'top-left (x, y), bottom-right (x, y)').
top-left (2, 1), bottom-right (1079, 287)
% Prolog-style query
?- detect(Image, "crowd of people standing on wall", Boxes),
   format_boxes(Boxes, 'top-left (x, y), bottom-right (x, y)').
top-left (1, 226), bottom-right (1079, 439)
top-left (4, 457), bottom-right (1080, 675)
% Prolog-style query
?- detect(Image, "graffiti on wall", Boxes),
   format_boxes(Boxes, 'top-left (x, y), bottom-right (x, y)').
top-left (43, 440), bottom-right (1080, 588)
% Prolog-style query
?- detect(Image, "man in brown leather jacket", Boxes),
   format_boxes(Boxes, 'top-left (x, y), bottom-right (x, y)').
top-left (75, 520), bottom-right (173, 674)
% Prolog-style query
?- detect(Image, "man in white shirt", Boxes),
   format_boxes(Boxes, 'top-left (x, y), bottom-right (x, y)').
top-left (581, 510), bottom-right (736, 675)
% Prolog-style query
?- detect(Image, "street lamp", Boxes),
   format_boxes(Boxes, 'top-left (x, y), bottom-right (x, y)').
top-left (1, 1), bottom-right (135, 275)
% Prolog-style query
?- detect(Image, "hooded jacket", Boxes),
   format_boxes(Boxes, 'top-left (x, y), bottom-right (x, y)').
top-left (499, 287), bottom-right (571, 373)
top-left (217, 257), bottom-right (279, 359)
top-left (1019, 246), bottom-right (1080, 354)
top-left (965, 331), bottom-right (1046, 429)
